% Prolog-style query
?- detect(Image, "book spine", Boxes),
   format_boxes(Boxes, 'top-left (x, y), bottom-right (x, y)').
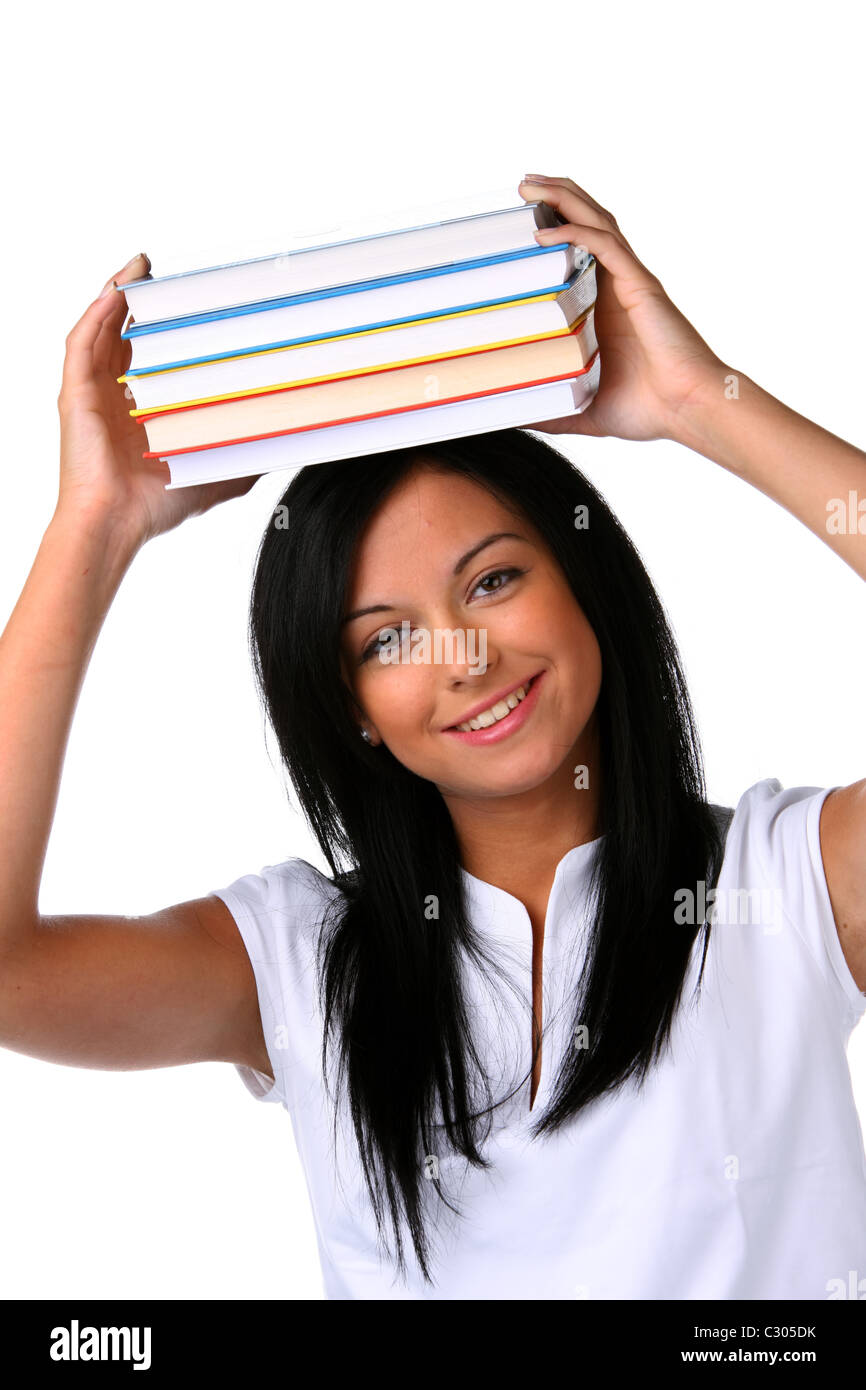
top-left (556, 262), bottom-right (598, 327)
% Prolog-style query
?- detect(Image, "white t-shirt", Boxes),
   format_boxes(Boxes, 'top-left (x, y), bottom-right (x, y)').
top-left (211, 778), bottom-right (866, 1299)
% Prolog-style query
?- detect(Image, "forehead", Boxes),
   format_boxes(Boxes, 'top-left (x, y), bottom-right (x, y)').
top-left (346, 466), bottom-right (526, 600)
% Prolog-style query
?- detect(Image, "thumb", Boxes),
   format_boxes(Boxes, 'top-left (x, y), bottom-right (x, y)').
top-left (98, 251), bottom-right (151, 300)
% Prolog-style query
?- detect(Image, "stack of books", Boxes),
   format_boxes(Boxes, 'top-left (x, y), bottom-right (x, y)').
top-left (116, 199), bottom-right (601, 490)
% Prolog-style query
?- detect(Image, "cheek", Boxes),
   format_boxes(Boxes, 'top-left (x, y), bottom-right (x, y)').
top-left (356, 663), bottom-right (437, 739)
top-left (565, 619), bottom-right (603, 715)
top-left (538, 591), bottom-right (602, 716)
top-left (512, 581), bottom-right (599, 669)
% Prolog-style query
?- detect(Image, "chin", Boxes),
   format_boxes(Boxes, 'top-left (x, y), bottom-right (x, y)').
top-left (441, 743), bottom-right (567, 799)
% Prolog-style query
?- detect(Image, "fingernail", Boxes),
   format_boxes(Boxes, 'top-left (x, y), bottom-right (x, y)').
top-left (523, 174), bottom-right (549, 182)
top-left (98, 278), bottom-right (118, 299)
top-left (123, 251), bottom-right (149, 270)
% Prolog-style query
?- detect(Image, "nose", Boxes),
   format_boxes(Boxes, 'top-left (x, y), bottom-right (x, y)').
top-left (436, 623), bottom-right (495, 682)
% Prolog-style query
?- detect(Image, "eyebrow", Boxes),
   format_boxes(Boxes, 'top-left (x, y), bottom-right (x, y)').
top-left (341, 531), bottom-right (527, 626)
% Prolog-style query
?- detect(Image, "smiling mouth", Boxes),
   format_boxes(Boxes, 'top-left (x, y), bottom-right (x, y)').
top-left (445, 673), bottom-right (541, 732)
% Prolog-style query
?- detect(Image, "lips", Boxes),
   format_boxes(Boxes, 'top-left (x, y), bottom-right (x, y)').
top-left (440, 670), bottom-right (547, 746)
top-left (444, 672), bottom-right (543, 731)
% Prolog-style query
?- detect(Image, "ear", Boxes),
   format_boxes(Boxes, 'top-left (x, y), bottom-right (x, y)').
top-left (342, 675), bottom-right (381, 746)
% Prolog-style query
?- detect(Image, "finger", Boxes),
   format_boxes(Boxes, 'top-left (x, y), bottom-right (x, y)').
top-left (105, 317), bottom-right (134, 382)
top-left (106, 250), bottom-right (151, 296)
top-left (61, 253), bottom-right (150, 393)
top-left (520, 178), bottom-right (643, 264)
top-left (95, 275), bottom-right (153, 380)
top-left (522, 175), bottom-right (620, 229)
top-left (95, 259), bottom-right (152, 376)
top-left (520, 179), bottom-right (651, 276)
top-left (93, 297), bottom-right (131, 377)
top-left (61, 285), bottom-right (126, 393)
top-left (532, 219), bottom-right (659, 301)
top-left (110, 274), bottom-right (151, 382)
top-left (519, 178), bottom-right (620, 237)
top-left (521, 176), bottom-right (642, 264)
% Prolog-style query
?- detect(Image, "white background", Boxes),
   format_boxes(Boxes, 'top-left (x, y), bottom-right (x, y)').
top-left (0, 0), bottom-right (863, 1299)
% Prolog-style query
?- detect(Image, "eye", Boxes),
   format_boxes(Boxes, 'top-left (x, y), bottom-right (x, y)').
top-left (359, 624), bottom-right (411, 664)
top-left (356, 568), bottom-right (525, 664)
top-left (469, 566), bottom-right (525, 600)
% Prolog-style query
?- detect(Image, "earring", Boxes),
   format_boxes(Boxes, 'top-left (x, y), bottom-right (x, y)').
top-left (360, 727), bottom-right (373, 743)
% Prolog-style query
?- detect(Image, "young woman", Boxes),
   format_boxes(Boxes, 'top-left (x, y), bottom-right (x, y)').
top-left (1, 176), bottom-right (864, 1300)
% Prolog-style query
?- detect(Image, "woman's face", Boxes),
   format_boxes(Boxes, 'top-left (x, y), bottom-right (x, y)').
top-left (340, 464), bottom-right (602, 801)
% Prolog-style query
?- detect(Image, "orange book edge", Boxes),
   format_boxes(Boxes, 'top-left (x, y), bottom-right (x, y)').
top-left (142, 349), bottom-right (600, 459)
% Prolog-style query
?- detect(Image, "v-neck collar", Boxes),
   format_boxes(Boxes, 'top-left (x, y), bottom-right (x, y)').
top-left (457, 835), bottom-right (604, 1119)
top-left (459, 835), bottom-right (604, 945)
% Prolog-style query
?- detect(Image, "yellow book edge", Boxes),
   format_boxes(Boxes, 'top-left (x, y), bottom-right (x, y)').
top-left (118, 290), bottom-right (566, 387)
top-left (124, 301), bottom-right (594, 417)
top-left (122, 286), bottom-right (567, 386)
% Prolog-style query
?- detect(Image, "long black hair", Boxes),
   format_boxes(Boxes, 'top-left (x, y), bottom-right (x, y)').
top-left (249, 428), bottom-right (724, 1284)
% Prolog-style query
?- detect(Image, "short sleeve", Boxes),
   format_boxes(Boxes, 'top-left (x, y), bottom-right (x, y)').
top-left (730, 778), bottom-right (866, 1032)
top-left (209, 857), bottom-right (337, 1109)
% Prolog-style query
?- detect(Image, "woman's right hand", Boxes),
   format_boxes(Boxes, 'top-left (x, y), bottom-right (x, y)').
top-left (56, 252), bottom-right (259, 548)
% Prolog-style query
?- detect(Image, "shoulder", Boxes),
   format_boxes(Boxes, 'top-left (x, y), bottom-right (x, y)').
top-left (207, 856), bottom-right (346, 959)
top-left (817, 778), bottom-right (866, 994)
top-left (716, 777), bottom-right (866, 1024)
top-left (722, 776), bottom-right (842, 873)
top-left (203, 858), bottom-right (348, 1110)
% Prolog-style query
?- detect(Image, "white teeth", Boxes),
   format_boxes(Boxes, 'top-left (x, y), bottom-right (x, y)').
top-left (455, 682), bottom-right (530, 732)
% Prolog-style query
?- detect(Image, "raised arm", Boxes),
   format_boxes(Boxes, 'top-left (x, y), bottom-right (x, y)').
top-left (0, 256), bottom-right (273, 1079)
top-left (517, 174), bottom-right (866, 994)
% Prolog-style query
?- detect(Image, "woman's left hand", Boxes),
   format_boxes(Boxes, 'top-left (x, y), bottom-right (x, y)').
top-left (518, 175), bottom-right (729, 442)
